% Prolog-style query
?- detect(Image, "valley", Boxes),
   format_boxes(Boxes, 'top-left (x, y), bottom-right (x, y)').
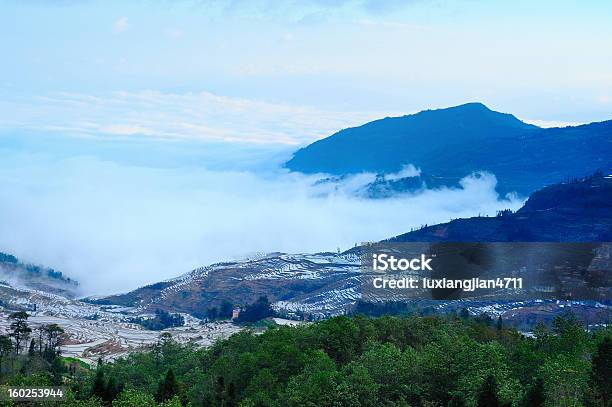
top-left (0, 174), bottom-right (610, 365)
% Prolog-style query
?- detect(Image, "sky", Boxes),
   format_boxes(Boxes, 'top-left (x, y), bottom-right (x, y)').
top-left (0, 0), bottom-right (611, 294)
top-left (1, 0), bottom-right (612, 143)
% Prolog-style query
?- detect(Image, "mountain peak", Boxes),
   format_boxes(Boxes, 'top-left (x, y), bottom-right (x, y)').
top-left (285, 103), bottom-right (611, 194)
top-left (414, 102), bottom-right (525, 127)
top-left (434, 102), bottom-right (491, 112)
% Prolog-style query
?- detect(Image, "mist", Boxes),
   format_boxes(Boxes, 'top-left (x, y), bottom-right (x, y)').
top-left (0, 134), bottom-right (523, 296)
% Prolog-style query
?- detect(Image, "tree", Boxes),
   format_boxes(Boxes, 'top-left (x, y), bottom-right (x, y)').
top-left (156, 368), bottom-right (179, 402)
top-left (37, 326), bottom-right (45, 355)
top-left (540, 353), bottom-right (589, 407)
top-left (0, 334), bottom-right (12, 371)
top-left (105, 375), bottom-right (121, 402)
top-left (92, 369), bottom-right (106, 400)
top-left (476, 374), bottom-right (500, 407)
top-left (214, 376), bottom-right (225, 406)
top-left (43, 324), bottom-right (65, 357)
top-left (236, 296), bottom-right (273, 323)
top-left (227, 381), bottom-right (237, 406)
top-left (62, 391), bottom-right (104, 407)
top-left (159, 396), bottom-right (182, 407)
top-left (282, 351), bottom-right (340, 407)
top-left (522, 378), bottom-right (545, 407)
top-left (551, 311), bottom-right (587, 355)
top-left (589, 337), bottom-right (612, 406)
top-left (50, 356), bottom-right (66, 385)
top-left (337, 364), bottom-right (378, 407)
top-left (28, 338), bottom-right (36, 355)
top-left (112, 389), bottom-right (156, 407)
top-left (9, 311), bottom-right (31, 354)
top-left (136, 310), bottom-right (184, 330)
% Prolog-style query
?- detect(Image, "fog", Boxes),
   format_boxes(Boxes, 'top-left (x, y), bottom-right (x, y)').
top-left (0, 134), bottom-right (523, 296)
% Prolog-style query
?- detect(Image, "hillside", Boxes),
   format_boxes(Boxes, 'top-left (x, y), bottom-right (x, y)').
top-left (49, 312), bottom-right (610, 407)
top-left (95, 174), bottom-right (612, 319)
top-left (0, 251), bottom-right (79, 298)
top-left (0, 175), bottom-right (607, 366)
top-left (285, 103), bottom-right (612, 195)
top-left (89, 253), bottom-right (363, 320)
top-left (391, 173), bottom-right (612, 243)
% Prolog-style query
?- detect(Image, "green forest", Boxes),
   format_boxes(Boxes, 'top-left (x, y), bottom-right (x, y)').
top-left (0, 310), bottom-right (610, 407)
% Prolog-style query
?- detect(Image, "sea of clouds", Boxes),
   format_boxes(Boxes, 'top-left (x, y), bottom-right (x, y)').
top-left (0, 132), bottom-right (523, 296)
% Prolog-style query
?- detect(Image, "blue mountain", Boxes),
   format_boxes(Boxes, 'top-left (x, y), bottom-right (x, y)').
top-left (389, 172), bottom-right (612, 243)
top-left (285, 103), bottom-right (612, 195)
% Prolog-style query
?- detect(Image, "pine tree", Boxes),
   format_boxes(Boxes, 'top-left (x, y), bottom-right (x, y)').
top-left (43, 324), bottom-right (64, 355)
top-left (156, 368), bottom-right (179, 402)
top-left (92, 369), bottom-right (106, 400)
top-left (477, 374), bottom-right (500, 407)
top-left (9, 311), bottom-right (31, 354)
top-left (104, 375), bottom-right (120, 402)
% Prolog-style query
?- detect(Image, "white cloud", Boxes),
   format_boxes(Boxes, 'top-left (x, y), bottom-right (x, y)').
top-left (0, 145), bottom-right (522, 296)
top-left (383, 164), bottom-right (421, 182)
top-left (521, 118), bottom-right (584, 128)
top-left (113, 16), bottom-right (129, 33)
top-left (99, 124), bottom-right (155, 136)
top-left (0, 90), bottom-right (395, 145)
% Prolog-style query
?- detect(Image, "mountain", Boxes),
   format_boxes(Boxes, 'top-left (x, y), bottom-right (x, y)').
top-left (0, 251), bottom-right (79, 298)
top-left (88, 253), bottom-right (363, 320)
top-left (390, 172), bottom-right (612, 243)
top-left (94, 173), bottom-right (612, 320)
top-left (285, 103), bottom-right (612, 195)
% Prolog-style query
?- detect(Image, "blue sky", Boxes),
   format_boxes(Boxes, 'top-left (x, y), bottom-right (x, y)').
top-left (1, 0), bottom-right (612, 145)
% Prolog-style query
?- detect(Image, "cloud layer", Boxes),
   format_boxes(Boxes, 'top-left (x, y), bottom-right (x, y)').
top-left (0, 91), bottom-right (392, 145)
top-left (0, 137), bottom-right (522, 296)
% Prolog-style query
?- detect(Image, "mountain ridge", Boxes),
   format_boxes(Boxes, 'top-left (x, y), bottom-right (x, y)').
top-left (285, 103), bottom-right (612, 195)
top-left (0, 251), bottom-right (79, 298)
top-left (389, 172), bottom-right (612, 243)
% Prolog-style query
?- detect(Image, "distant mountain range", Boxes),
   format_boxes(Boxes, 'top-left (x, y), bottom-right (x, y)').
top-left (285, 103), bottom-right (612, 195)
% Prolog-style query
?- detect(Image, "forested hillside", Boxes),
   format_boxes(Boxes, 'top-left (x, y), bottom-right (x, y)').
top-left (0, 311), bottom-right (609, 406)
